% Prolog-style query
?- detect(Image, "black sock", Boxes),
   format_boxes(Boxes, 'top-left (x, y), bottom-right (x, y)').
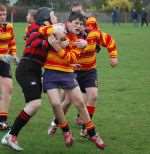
top-left (0, 115), bottom-right (7, 123)
top-left (10, 110), bottom-right (31, 136)
top-left (87, 128), bottom-right (96, 137)
top-left (77, 113), bottom-right (80, 118)
top-left (0, 112), bottom-right (8, 123)
top-left (89, 114), bottom-right (93, 119)
top-left (59, 122), bottom-right (70, 133)
top-left (81, 124), bottom-right (86, 130)
top-left (54, 118), bottom-right (59, 125)
top-left (62, 125), bottom-right (70, 132)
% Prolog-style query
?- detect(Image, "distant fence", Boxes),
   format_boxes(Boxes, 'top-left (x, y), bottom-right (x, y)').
top-left (7, 6), bottom-right (149, 23)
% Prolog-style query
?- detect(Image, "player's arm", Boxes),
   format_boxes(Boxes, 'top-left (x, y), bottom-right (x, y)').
top-left (38, 25), bottom-right (54, 37)
top-left (7, 24), bottom-right (20, 64)
top-left (8, 24), bottom-right (17, 57)
top-left (99, 31), bottom-right (118, 67)
top-left (48, 35), bottom-right (80, 64)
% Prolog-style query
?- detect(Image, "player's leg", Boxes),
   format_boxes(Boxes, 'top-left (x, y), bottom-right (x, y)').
top-left (67, 86), bottom-right (106, 150)
top-left (0, 62), bottom-right (13, 130)
top-left (1, 61), bottom-right (42, 151)
top-left (47, 89), bottom-right (73, 146)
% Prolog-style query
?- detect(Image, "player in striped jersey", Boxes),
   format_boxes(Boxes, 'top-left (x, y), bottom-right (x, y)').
top-left (42, 12), bottom-right (106, 149)
top-left (1, 7), bottom-right (55, 151)
top-left (0, 4), bottom-right (19, 130)
top-left (76, 16), bottom-right (118, 135)
top-left (48, 15), bottom-right (118, 138)
top-left (24, 9), bottom-right (37, 40)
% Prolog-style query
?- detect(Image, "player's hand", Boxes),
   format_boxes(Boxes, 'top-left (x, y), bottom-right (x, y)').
top-left (110, 57), bottom-right (118, 67)
top-left (53, 23), bottom-right (66, 33)
top-left (48, 35), bottom-right (57, 45)
top-left (74, 39), bottom-right (87, 48)
top-left (48, 35), bottom-right (62, 51)
top-left (0, 54), bottom-right (14, 64)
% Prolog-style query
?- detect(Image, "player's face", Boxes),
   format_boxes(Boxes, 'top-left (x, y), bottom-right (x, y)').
top-left (26, 13), bottom-right (34, 24)
top-left (80, 24), bottom-right (86, 33)
top-left (86, 23), bottom-right (94, 31)
top-left (70, 19), bottom-right (84, 34)
top-left (0, 10), bottom-right (7, 23)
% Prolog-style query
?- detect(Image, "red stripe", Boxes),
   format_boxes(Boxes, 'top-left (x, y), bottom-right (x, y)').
top-left (20, 111), bottom-right (30, 121)
top-left (105, 35), bottom-right (112, 46)
top-left (87, 106), bottom-right (95, 114)
top-left (0, 112), bottom-right (8, 116)
top-left (80, 51), bottom-right (95, 58)
top-left (108, 45), bottom-right (116, 52)
top-left (0, 49), bottom-right (8, 53)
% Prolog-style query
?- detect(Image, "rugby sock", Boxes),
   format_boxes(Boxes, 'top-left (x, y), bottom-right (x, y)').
top-left (85, 121), bottom-right (96, 137)
top-left (54, 118), bottom-right (59, 125)
top-left (0, 112), bottom-right (8, 122)
top-left (9, 110), bottom-right (31, 136)
top-left (58, 121), bottom-right (70, 132)
top-left (80, 106), bottom-right (96, 130)
top-left (87, 105), bottom-right (96, 119)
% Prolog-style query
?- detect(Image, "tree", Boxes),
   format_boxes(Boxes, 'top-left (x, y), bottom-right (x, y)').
top-left (14, 0), bottom-right (108, 11)
top-left (133, 0), bottom-right (143, 12)
top-left (106, 0), bottom-right (133, 22)
top-left (106, 0), bottom-right (133, 11)
top-left (0, 0), bottom-right (9, 4)
top-left (16, 0), bottom-right (50, 6)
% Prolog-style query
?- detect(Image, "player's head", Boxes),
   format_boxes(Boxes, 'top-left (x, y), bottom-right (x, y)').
top-left (0, 4), bottom-right (7, 24)
top-left (86, 16), bottom-right (98, 31)
top-left (67, 12), bottom-right (86, 35)
top-left (35, 7), bottom-right (57, 25)
top-left (26, 9), bottom-right (37, 24)
top-left (70, 1), bottom-right (87, 17)
top-left (71, 1), bottom-right (83, 13)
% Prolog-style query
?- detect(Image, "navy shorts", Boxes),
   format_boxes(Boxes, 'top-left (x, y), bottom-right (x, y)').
top-left (43, 69), bottom-right (78, 92)
top-left (0, 60), bottom-right (12, 78)
top-left (75, 69), bottom-right (98, 93)
top-left (16, 59), bottom-right (42, 103)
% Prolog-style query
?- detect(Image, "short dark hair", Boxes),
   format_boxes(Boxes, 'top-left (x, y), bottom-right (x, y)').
top-left (35, 7), bottom-right (52, 25)
top-left (68, 12), bottom-right (85, 23)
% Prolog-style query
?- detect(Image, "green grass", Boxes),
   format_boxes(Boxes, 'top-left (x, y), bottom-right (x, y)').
top-left (0, 23), bottom-right (150, 154)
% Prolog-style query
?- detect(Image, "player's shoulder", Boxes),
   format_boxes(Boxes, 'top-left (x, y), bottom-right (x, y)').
top-left (6, 22), bottom-right (14, 30)
top-left (88, 30), bottom-right (100, 38)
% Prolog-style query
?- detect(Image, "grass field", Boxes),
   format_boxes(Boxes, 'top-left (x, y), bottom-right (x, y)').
top-left (0, 23), bottom-right (150, 154)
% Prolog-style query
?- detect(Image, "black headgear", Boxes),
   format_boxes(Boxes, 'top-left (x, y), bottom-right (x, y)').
top-left (35, 7), bottom-right (52, 25)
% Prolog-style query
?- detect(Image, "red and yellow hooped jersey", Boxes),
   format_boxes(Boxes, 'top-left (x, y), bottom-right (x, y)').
top-left (0, 23), bottom-right (16, 56)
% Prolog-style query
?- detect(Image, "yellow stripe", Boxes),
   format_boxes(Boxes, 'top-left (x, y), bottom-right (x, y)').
top-left (108, 40), bottom-right (115, 49)
top-left (47, 53), bottom-right (69, 65)
top-left (44, 65), bottom-right (74, 72)
top-left (9, 46), bottom-right (16, 50)
top-left (0, 33), bottom-right (12, 40)
top-left (78, 55), bottom-right (95, 63)
top-left (88, 31), bottom-right (100, 38)
top-left (0, 44), bottom-right (8, 49)
top-left (47, 27), bottom-right (54, 35)
top-left (84, 44), bottom-right (96, 52)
